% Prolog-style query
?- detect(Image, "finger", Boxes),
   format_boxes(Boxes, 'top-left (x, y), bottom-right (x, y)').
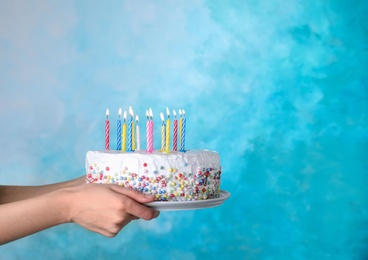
top-left (108, 185), bottom-right (156, 203)
top-left (111, 214), bottom-right (138, 236)
top-left (121, 196), bottom-right (160, 220)
top-left (99, 213), bottom-right (138, 238)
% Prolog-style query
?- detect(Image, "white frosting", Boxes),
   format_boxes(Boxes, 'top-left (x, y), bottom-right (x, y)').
top-left (85, 150), bottom-right (221, 201)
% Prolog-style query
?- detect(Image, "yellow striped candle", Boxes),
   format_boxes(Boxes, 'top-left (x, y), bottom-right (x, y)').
top-left (165, 107), bottom-right (170, 153)
top-left (160, 112), bottom-right (165, 151)
top-left (136, 115), bottom-right (140, 150)
top-left (122, 110), bottom-right (127, 151)
top-left (132, 120), bottom-right (136, 150)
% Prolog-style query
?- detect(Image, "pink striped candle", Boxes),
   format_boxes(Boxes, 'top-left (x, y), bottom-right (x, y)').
top-left (105, 108), bottom-right (110, 150)
top-left (173, 110), bottom-right (178, 151)
top-left (146, 109), bottom-right (154, 152)
top-left (149, 108), bottom-right (154, 152)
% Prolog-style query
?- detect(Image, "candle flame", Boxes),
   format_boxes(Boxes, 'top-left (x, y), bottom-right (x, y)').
top-left (166, 107), bottom-right (170, 118)
top-left (129, 106), bottom-right (134, 117)
top-left (173, 110), bottom-right (177, 118)
top-left (149, 108), bottom-right (153, 119)
top-left (146, 110), bottom-right (149, 119)
top-left (118, 108), bottom-right (122, 117)
top-left (179, 109), bottom-right (182, 116)
top-left (136, 115), bottom-right (139, 123)
top-left (160, 112), bottom-right (164, 122)
top-left (123, 110), bottom-right (127, 121)
top-left (106, 108), bottom-right (109, 118)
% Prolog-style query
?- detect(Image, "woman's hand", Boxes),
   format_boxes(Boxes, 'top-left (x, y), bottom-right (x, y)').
top-left (66, 183), bottom-right (160, 237)
top-left (0, 176), bottom-right (160, 244)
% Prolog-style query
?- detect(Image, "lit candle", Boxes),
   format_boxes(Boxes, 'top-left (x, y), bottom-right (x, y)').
top-left (173, 110), bottom-right (178, 151)
top-left (160, 112), bottom-right (165, 151)
top-left (149, 108), bottom-right (154, 152)
top-left (117, 108), bottom-right (122, 150)
top-left (128, 106), bottom-right (133, 151)
top-left (105, 108), bottom-right (110, 150)
top-left (179, 109), bottom-right (182, 149)
top-left (122, 111), bottom-right (127, 151)
top-left (165, 107), bottom-right (170, 153)
top-left (136, 115), bottom-right (140, 150)
top-left (180, 109), bottom-right (186, 151)
top-left (132, 107), bottom-right (136, 151)
top-left (146, 110), bottom-right (150, 152)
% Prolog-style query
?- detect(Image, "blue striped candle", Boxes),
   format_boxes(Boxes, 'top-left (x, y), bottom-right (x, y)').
top-left (127, 106), bottom-right (133, 151)
top-left (117, 108), bottom-right (122, 150)
top-left (180, 109), bottom-right (186, 151)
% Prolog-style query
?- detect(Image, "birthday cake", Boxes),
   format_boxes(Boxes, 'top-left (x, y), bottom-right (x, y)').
top-left (85, 150), bottom-right (221, 201)
top-left (86, 107), bottom-right (222, 201)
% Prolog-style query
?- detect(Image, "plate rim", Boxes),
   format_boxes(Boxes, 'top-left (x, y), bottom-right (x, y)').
top-left (145, 190), bottom-right (230, 211)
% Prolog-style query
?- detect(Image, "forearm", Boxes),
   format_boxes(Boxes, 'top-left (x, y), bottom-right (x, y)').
top-left (0, 176), bottom-right (85, 204)
top-left (0, 189), bottom-right (70, 245)
top-left (0, 178), bottom-right (159, 244)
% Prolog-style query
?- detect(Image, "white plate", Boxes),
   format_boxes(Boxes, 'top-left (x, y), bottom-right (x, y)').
top-left (145, 190), bottom-right (230, 211)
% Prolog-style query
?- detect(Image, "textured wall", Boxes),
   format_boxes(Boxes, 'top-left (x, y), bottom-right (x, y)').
top-left (0, 0), bottom-right (367, 259)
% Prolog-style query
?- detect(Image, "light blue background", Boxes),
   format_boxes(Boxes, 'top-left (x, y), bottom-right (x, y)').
top-left (0, 0), bottom-right (367, 259)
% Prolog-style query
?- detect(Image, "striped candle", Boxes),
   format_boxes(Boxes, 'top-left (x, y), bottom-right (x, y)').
top-left (179, 110), bottom-right (182, 138)
top-left (132, 120), bottom-right (136, 150)
top-left (165, 107), bottom-right (170, 153)
top-left (128, 106), bottom-right (133, 151)
top-left (132, 107), bottom-right (136, 151)
top-left (146, 110), bottom-right (150, 152)
top-left (173, 110), bottom-right (178, 151)
top-left (149, 108), bottom-right (154, 152)
top-left (117, 108), bottom-right (122, 150)
top-left (179, 109), bottom-right (182, 148)
top-left (180, 109), bottom-right (186, 151)
top-left (122, 110), bottom-right (127, 151)
top-left (160, 112), bottom-right (165, 151)
top-left (105, 108), bottom-right (110, 150)
top-left (136, 115), bottom-right (140, 150)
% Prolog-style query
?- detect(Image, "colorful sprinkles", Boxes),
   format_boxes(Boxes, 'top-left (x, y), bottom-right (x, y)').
top-left (86, 159), bottom-right (221, 201)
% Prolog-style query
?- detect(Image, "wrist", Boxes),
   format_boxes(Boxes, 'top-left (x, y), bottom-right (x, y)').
top-left (50, 188), bottom-right (74, 224)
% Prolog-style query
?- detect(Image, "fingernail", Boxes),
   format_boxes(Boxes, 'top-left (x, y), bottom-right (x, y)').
top-left (144, 194), bottom-right (155, 199)
top-left (154, 211), bottom-right (160, 218)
